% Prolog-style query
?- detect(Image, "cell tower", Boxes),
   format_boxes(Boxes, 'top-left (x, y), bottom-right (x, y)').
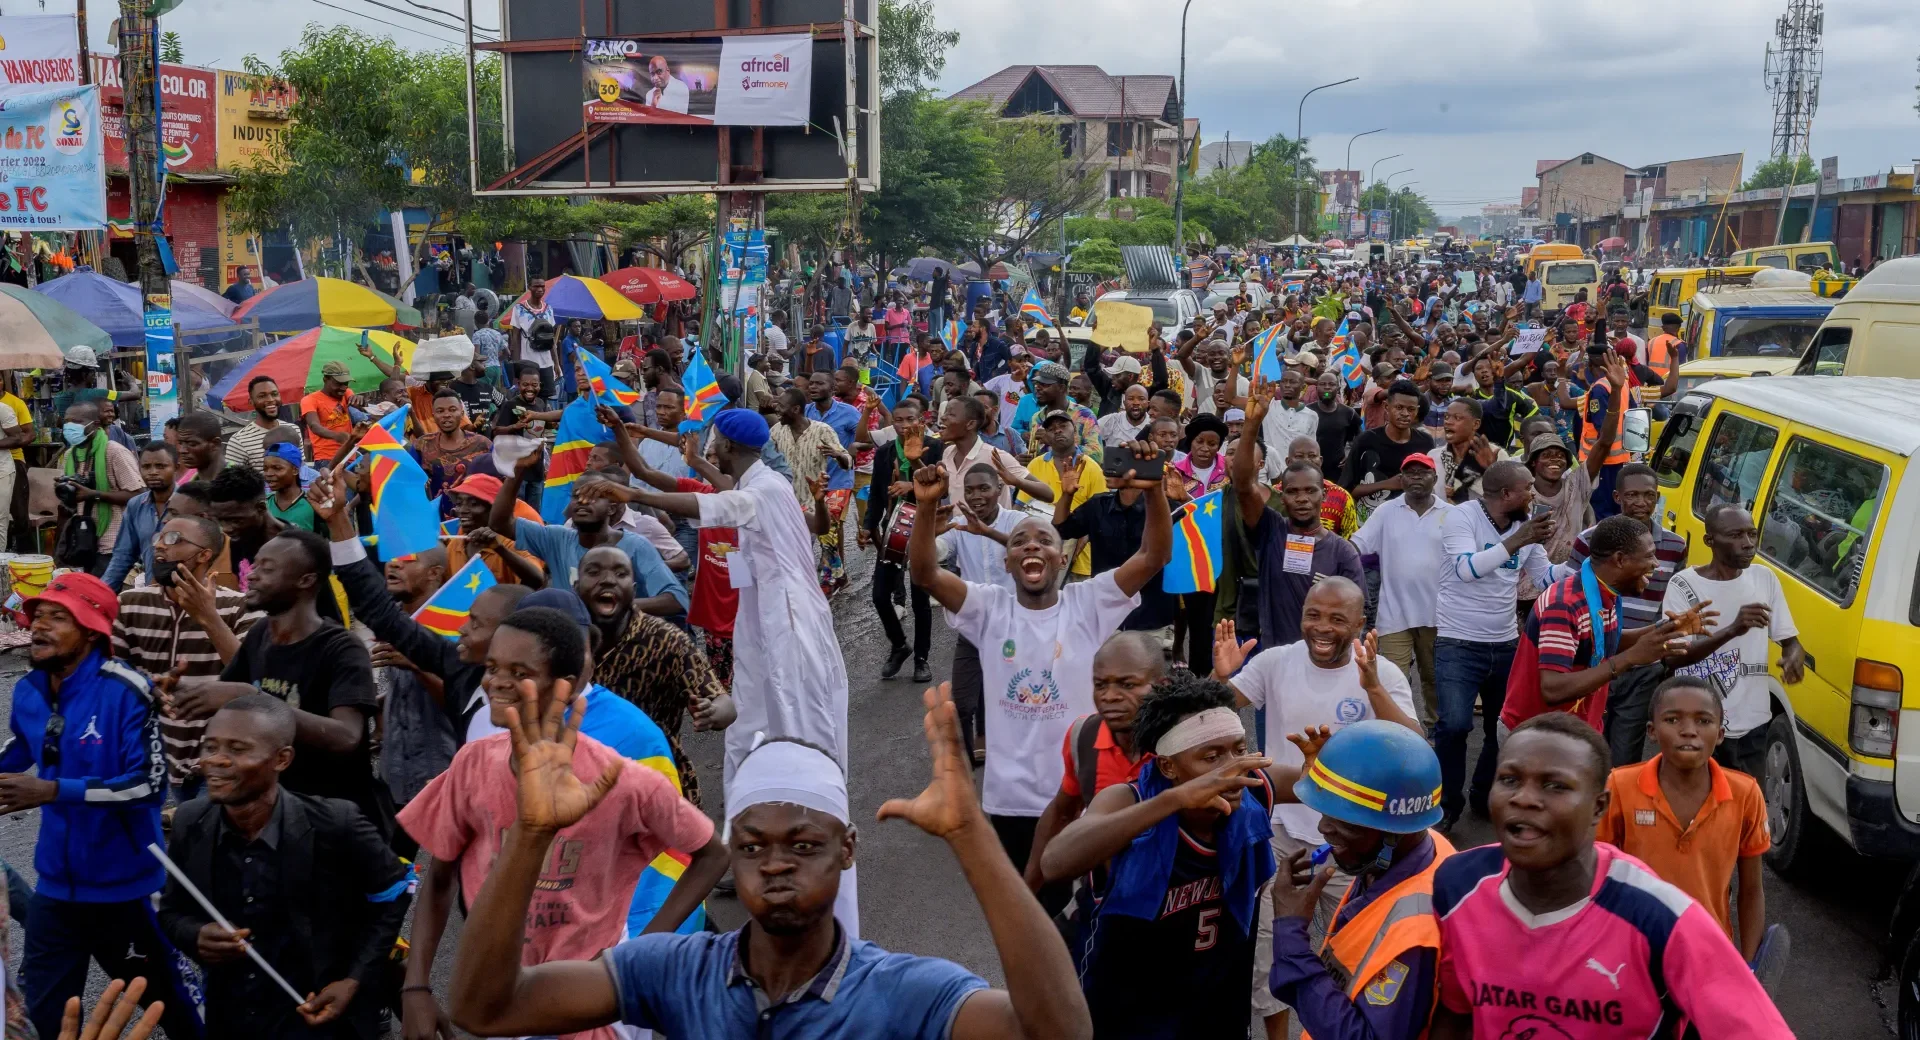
top-left (1762, 0), bottom-right (1823, 159)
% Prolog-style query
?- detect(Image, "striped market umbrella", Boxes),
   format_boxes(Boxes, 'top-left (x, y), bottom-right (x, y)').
top-left (232, 277), bottom-right (424, 334)
top-left (212, 326), bottom-right (410, 411)
top-left (0, 284), bottom-right (111, 368)
top-left (600, 266), bottom-right (697, 305)
top-left (541, 274), bottom-right (646, 321)
top-left (34, 269), bottom-right (235, 348)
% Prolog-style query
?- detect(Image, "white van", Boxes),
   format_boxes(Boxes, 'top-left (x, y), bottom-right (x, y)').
top-left (1793, 257), bottom-right (1920, 378)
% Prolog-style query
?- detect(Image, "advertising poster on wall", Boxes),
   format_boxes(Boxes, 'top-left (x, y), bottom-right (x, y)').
top-left (91, 54), bottom-right (217, 174)
top-left (145, 295), bottom-right (179, 429)
top-left (582, 35), bottom-right (811, 126)
top-left (0, 16), bottom-right (79, 96)
top-left (0, 85), bottom-right (106, 231)
top-left (216, 69), bottom-right (294, 172)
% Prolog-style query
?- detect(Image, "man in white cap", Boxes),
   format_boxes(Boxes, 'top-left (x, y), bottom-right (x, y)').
top-left (49, 346), bottom-right (127, 418)
top-left (447, 682), bottom-right (1091, 1040)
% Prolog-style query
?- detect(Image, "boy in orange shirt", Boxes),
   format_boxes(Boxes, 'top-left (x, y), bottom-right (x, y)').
top-left (1599, 675), bottom-right (1771, 960)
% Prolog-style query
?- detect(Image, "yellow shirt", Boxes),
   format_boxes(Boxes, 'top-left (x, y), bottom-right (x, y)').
top-left (0, 392), bottom-right (29, 462)
top-left (1022, 453), bottom-right (1107, 575)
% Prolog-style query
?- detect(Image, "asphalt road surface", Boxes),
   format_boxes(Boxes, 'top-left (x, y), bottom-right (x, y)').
top-left (0, 546), bottom-right (1900, 1036)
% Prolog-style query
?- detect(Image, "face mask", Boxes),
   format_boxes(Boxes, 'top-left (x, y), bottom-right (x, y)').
top-left (61, 423), bottom-right (87, 446)
top-left (149, 557), bottom-right (181, 591)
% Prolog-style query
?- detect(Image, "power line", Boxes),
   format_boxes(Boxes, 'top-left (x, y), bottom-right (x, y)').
top-left (398, 0), bottom-right (498, 35)
top-left (344, 0), bottom-right (498, 39)
top-left (309, 0), bottom-right (464, 46)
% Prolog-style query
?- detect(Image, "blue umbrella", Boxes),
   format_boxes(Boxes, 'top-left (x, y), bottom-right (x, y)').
top-left (891, 257), bottom-right (961, 282)
top-left (35, 269), bottom-right (238, 348)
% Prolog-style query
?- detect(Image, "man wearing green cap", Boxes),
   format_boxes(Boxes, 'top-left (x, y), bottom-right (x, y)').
top-left (303, 360), bottom-right (360, 465)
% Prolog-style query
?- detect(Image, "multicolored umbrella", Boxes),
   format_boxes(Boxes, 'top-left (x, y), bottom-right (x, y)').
top-left (0, 284), bottom-right (111, 369)
top-left (34, 269), bottom-right (235, 348)
top-left (541, 274), bottom-right (645, 321)
top-left (232, 277), bottom-right (424, 334)
top-left (601, 266), bottom-right (697, 305)
top-left (212, 326), bottom-right (409, 411)
top-left (172, 279), bottom-right (236, 320)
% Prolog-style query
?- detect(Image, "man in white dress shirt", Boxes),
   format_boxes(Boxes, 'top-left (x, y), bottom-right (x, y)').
top-left (645, 55), bottom-right (691, 113)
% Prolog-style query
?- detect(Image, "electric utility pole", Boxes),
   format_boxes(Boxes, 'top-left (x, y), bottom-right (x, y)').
top-left (119, 3), bottom-right (180, 423)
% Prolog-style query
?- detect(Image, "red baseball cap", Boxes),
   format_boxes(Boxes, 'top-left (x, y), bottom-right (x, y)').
top-left (1401, 452), bottom-right (1437, 471)
top-left (24, 572), bottom-right (118, 639)
top-left (448, 474), bottom-right (503, 501)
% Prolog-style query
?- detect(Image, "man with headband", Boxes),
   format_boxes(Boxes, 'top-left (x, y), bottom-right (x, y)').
top-left (1038, 672), bottom-right (1278, 1037)
top-left (572, 407), bottom-right (857, 925)
top-left (449, 683), bottom-right (1093, 1040)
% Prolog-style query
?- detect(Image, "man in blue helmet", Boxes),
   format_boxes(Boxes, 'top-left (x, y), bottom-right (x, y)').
top-left (1266, 720), bottom-right (1455, 1040)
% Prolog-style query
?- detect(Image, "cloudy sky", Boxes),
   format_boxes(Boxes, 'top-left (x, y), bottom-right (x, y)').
top-left (55, 0), bottom-right (1920, 219)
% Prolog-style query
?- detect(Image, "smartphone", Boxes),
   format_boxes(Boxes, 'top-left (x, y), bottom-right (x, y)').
top-left (1531, 502), bottom-right (1552, 521)
top-left (1103, 449), bottom-right (1165, 483)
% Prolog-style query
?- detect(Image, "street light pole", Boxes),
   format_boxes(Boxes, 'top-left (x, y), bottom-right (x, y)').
top-left (1292, 77), bottom-right (1356, 261)
top-left (1172, 0), bottom-right (1197, 259)
top-left (1343, 128), bottom-right (1385, 238)
top-left (1366, 153), bottom-right (1401, 240)
top-left (1385, 169), bottom-right (1412, 242)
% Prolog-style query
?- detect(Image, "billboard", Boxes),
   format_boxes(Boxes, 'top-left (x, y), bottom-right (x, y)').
top-left (583, 36), bottom-right (811, 126)
top-left (90, 55), bottom-right (216, 174)
top-left (0, 16), bottom-right (79, 97)
top-left (1368, 209), bottom-right (1391, 239)
top-left (216, 70), bottom-right (294, 171)
top-left (477, 0), bottom-right (877, 197)
top-left (0, 86), bottom-right (106, 231)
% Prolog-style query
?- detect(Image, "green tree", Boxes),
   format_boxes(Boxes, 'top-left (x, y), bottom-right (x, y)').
top-left (230, 25), bottom-right (533, 287)
top-left (878, 0), bottom-right (958, 99)
top-left (766, 192), bottom-right (845, 257)
top-left (1743, 153), bottom-right (1816, 191)
top-left (966, 114), bottom-right (1105, 269)
top-left (860, 95), bottom-right (999, 271)
top-left (1187, 133), bottom-right (1319, 241)
top-left (1067, 237), bottom-right (1122, 278)
top-left (160, 31), bottom-right (184, 64)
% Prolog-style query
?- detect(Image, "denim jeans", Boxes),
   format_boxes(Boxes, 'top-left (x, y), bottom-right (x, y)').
top-left (1434, 635), bottom-right (1517, 819)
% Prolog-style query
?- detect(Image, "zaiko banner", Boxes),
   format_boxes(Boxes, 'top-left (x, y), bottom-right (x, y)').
top-left (0, 86), bottom-right (106, 231)
top-left (0, 17), bottom-right (80, 97)
top-left (583, 35), bottom-right (811, 126)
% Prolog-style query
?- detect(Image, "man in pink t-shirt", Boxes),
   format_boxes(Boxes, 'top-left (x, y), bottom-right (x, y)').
top-left (1430, 714), bottom-right (1792, 1040)
top-left (396, 606), bottom-right (724, 1040)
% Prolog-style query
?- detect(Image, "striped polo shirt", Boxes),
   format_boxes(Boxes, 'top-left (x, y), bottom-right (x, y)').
top-left (1557, 521), bottom-right (1689, 628)
top-left (1433, 843), bottom-right (1793, 1039)
top-left (111, 584), bottom-right (263, 785)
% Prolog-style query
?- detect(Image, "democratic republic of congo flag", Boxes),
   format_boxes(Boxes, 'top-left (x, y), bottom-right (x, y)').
top-left (580, 350), bottom-right (642, 411)
top-left (681, 349), bottom-right (729, 427)
top-left (375, 403), bottom-right (410, 442)
top-left (1250, 323), bottom-right (1288, 382)
top-left (354, 418), bottom-right (413, 461)
top-left (542, 397), bottom-right (612, 523)
top-left (1328, 318), bottom-right (1367, 390)
top-left (1019, 287), bottom-right (1056, 328)
top-left (938, 317), bottom-right (967, 353)
top-left (365, 449), bottom-right (442, 560)
top-left (1163, 490), bottom-right (1225, 595)
top-left (412, 555), bottom-right (497, 638)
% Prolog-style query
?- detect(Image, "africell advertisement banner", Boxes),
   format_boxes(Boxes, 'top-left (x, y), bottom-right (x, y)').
top-left (582, 35), bottom-right (811, 126)
top-left (90, 54), bottom-right (217, 174)
top-left (0, 17), bottom-right (80, 97)
top-left (0, 86), bottom-right (107, 231)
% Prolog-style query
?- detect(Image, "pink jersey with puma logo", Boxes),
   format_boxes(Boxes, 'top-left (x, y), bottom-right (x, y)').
top-left (1431, 844), bottom-right (1792, 1039)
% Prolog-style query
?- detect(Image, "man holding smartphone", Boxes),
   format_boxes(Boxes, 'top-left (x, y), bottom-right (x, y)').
top-left (1052, 438), bottom-right (1180, 633)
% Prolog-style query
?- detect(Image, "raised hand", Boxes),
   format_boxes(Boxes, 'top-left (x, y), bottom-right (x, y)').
top-left (1109, 441), bottom-right (1161, 490)
top-left (910, 463), bottom-right (949, 505)
top-left (503, 677), bottom-right (624, 834)
top-left (595, 404), bottom-right (624, 432)
top-left (1353, 630), bottom-right (1383, 692)
top-left (1057, 457), bottom-right (1082, 498)
top-left (1604, 350), bottom-right (1630, 393)
top-left (1171, 753), bottom-right (1272, 814)
top-left (877, 683), bottom-right (981, 840)
top-left (58, 978), bottom-right (162, 1040)
top-left (1244, 370), bottom-right (1274, 427)
top-left (1212, 618), bottom-right (1257, 679)
top-left (1285, 725), bottom-right (1334, 772)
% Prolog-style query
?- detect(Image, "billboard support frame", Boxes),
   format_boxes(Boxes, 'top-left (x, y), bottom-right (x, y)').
top-left (462, 2), bottom-right (880, 198)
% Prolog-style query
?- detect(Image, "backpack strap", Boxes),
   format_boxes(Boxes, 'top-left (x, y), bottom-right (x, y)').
top-left (1072, 714), bottom-right (1103, 811)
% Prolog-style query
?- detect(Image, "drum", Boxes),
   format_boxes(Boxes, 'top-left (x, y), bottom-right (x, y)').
top-left (881, 501), bottom-right (918, 564)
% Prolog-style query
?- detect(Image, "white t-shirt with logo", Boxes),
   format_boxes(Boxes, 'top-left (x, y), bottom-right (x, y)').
top-left (948, 569), bottom-right (1140, 817)
top-left (1229, 641), bottom-right (1417, 842)
top-left (1662, 567), bottom-right (1796, 738)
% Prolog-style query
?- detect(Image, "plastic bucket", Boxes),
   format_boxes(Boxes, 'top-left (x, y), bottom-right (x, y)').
top-left (9, 555), bottom-right (53, 601)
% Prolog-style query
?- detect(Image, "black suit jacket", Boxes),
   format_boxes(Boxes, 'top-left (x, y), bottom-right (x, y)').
top-left (160, 791), bottom-right (410, 1038)
top-left (865, 435), bottom-right (943, 535)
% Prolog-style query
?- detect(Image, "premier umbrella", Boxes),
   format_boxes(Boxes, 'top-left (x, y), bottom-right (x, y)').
top-left (541, 274), bottom-right (646, 321)
top-left (212, 326), bottom-right (409, 411)
top-left (34, 269), bottom-right (234, 348)
top-left (600, 266), bottom-right (697, 305)
top-left (0, 283), bottom-right (111, 368)
top-left (233, 277), bottom-right (424, 334)
top-left (891, 257), bottom-right (960, 282)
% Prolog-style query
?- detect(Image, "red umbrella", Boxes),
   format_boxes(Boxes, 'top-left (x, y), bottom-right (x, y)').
top-left (602, 266), bottom-right (698, 305)
top-left (1323, 239), bottom-right (1349, 250)
top-left (1597, 237), bottom-right (1627, 251)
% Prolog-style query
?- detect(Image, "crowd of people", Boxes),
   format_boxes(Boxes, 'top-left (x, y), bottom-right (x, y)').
top-left (0, 245), bottom-right (1812, 1040)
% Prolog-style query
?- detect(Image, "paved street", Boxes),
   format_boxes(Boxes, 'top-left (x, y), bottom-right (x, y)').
top-left (0, 547), bottom-right (1902, 1036)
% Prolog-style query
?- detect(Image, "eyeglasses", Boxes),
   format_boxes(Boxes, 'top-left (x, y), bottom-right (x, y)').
top-left (153, 530), bottom-right (211, 551)
top-left (42, 713), bottom-right (62, 769)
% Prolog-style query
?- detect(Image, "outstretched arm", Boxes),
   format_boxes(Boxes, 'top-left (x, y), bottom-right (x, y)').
top-left (908, 464), bottom-right (970, 614)
top-left (1110, 445), bottom-right (1173, 597)
top-left (882, 685), bottom-right (1093, 1040)
top-left (1234, 373), bottom-right (1270, 527)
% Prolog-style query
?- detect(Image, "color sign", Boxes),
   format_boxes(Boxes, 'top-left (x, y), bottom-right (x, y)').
top-left (0, 16), bottom-right (80, 97)
top-left (215, 69), bottom-right (293, 172)
top-left (144, 295), bottom-right (179, 428)
top-left (0, 85), bottom-right (106, 232)
top-left (582, 35), bottom-right (811, 126)
top-left (90, 54), bottom-right (217, 174)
